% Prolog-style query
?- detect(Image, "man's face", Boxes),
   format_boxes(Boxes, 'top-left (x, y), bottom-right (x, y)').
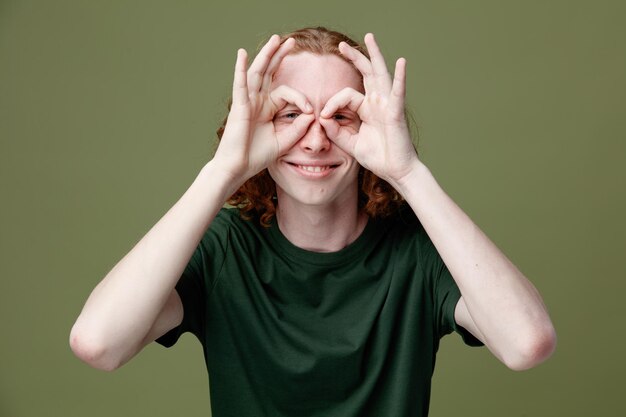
top-left (268, 52), bottom-right (363, 210)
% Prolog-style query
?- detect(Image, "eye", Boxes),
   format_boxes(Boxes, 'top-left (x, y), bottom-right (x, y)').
top-left (331, 112), bottom-right (360, 126)
top-left (274, 111), bottom-right (300, 122)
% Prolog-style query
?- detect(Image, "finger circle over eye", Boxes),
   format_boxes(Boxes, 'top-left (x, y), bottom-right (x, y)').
top-left (269, 85), bottom-right (312, 114)
top-left (321, 87), bottom-right (364, 118)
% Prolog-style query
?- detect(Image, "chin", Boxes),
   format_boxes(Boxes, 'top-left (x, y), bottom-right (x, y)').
top-left (276, 185), bottom-right (347, 208)
top-left (269, 162), bottom-right (361, 210)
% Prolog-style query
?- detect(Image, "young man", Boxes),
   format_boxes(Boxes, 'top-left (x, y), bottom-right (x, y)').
top-left (70, 27), bottom-right (556, 416)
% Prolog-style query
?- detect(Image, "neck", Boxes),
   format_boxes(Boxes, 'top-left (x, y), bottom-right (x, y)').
top-left (275, 200), bottom-right (368, 253)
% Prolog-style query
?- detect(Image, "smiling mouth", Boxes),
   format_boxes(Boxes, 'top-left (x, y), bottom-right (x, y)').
top-left (296, 165), bottom-right (332, 173)
top-left (287, 162), bottom-right (340, 175)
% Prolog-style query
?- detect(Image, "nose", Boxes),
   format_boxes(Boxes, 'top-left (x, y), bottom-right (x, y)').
top-left (299, 119), bottom-right (330, 153)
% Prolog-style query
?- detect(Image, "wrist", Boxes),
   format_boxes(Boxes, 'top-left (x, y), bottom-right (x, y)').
top-left (387, 158), bottom-right (430, 196)
top-left (197, 160), bottom-right (246, 200)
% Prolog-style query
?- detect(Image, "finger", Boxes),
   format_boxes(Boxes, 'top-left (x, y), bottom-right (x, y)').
top-left (363, 33), bottom-right (392, 91)
top-left (338, 41), bottom-right (374, 89)
top-left (277, 113), bottom-right (315, 151)
top-left (262, 37), bottom-right (295, 91)
top-left (389, 57), bottom-right (407, 120)
top-left (247, 34), bottom-right (281, 93)
top-left (231, 49), bottom-right (249, 106)
top-left (319, 117), bottom-right (354, 155)
top-left (269, 85), bottom-right (313, 114)
top-left (320, 87), bottom-right (364, 118)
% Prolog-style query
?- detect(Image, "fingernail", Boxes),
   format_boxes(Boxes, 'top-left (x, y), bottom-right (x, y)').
top-left (305, 103), bottom-right (313, 112)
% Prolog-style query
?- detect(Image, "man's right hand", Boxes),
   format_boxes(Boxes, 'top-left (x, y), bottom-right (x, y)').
top-left (213, 35), bottom-right (315, 186)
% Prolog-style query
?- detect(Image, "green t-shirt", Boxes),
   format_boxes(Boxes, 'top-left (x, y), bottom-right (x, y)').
top-left (157, 207), bottom-right (481, 417)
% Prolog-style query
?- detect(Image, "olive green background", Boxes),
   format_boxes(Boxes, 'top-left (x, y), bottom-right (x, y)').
top-left (1, 0), bottom-right (624, 416)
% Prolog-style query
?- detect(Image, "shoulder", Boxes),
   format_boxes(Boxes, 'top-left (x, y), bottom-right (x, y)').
top-left (204, 207), bottom-right (268, 250)
top-left (375, 204), bottom-right (442, 264)
top-left (193, 207), bottom-right (247, 254)
top-left (206, 207), bottom-right (256, 236)
top-left (376, 204), bottom-right (426, 240)
top-left (213, 206), bottom-right (244, 227)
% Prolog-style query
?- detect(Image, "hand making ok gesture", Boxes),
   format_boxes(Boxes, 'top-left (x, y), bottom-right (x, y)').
top-left (213, 35), bottom-right (315, 186)
top-left (319, 34), bottom-right (419, 187)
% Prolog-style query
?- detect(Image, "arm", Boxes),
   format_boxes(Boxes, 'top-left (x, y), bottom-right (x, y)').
top-left (69, 35), bottom-right (314, 371)
top-left (392, 161), bottom-right (556, 370)
top-left (69, 162), bottom-right (235, 371)
top-left (320, 33), bottom-right (556, 370)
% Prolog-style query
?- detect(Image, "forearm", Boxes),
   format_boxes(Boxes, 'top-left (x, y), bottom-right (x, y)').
top-left (70, 35), bottom-right (310, 370)
top-left (390, 160), bottom-right (556, 369)
top-left (70, 161), bottom-right (240, 368)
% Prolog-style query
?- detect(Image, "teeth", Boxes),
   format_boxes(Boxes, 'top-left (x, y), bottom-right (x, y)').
top-left (298, 165), bottom-right (330, 173)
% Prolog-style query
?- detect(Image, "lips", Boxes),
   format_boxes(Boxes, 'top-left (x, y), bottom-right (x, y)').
top-left (285, 161), bottom-right (341, 177)
top-left (296, 165), bottom-right (331, 173)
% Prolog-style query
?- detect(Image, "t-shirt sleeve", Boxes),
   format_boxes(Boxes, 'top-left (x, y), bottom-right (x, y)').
top-left (155, 212), bottom-right (230, 348)
top-left (155, 247), bottom-right (208, 347)
top-left (435, 269), bottom-right (483, 346)
top-left (417, 225), bottom-right (483, 347)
